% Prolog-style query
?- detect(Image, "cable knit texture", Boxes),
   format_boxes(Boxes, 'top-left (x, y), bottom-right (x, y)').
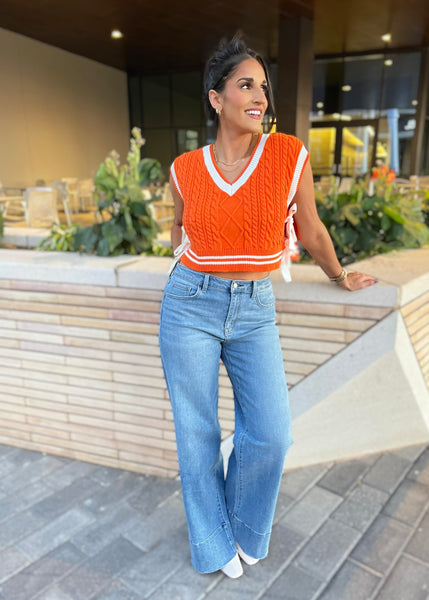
top-left (171, 133), bottom-right (308, 272)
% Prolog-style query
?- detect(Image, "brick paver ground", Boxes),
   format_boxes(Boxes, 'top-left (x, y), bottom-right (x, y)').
top-left (0, 442), bottom-right (428, 599)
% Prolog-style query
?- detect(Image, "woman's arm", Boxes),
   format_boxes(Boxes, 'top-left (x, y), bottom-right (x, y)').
top-left (169, 174), bottom-right (184, 252)
top-left (293, 162), bottom-right (377, 291)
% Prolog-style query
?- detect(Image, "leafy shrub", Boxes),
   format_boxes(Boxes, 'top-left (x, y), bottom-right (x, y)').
top-left (150, 241), bottom-right (174, 257)
top-left (421, 189), bottom-right (429, 229)
top-left (37, 223), bottom-right (81, 251)
top-left (38, 128), bottom-right (165, 256)
top-left (309, 176), bottom-right (429, 264)
top-left (74, 128), bottom-right (163, 256)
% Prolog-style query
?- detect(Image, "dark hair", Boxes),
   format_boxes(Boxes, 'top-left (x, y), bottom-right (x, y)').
top-left (203, 34), bottom-right (276, 129)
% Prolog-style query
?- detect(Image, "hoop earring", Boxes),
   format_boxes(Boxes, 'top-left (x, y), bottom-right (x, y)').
top-left (216, 108), bottom-right (222, 116)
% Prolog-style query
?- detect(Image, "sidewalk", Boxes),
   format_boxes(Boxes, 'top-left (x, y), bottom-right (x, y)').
top-left (0, 442), bottom-right (428, 600)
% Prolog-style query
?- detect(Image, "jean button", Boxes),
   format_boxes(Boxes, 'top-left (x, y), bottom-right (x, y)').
top-left (233, 282), bottom-right (238, 289)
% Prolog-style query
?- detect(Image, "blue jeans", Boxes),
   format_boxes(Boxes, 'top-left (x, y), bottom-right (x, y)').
top-left (159, 263), bottom-right (292, 573)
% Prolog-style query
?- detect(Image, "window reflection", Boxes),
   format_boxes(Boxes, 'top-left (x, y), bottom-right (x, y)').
top-left (311, 51), bottom-right (422, 176)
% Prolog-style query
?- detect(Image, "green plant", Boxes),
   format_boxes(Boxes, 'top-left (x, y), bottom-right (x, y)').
top-left (74, 127), bottom-right (164, 256)
top-left (421, 189), bottom-right (429, 229)
top-left (37, 223), bottom-right (81, 251)
top-left (310, 175), bottom-right (429, 264)
top-left (150, 241), bottom-right (174, 257)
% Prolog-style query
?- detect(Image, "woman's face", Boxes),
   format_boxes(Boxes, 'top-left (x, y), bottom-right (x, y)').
top-left (215, 58), bottom-right (269, 134)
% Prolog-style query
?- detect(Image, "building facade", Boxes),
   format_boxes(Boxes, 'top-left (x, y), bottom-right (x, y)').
top-left (129, 42), bottom-right (429, 179)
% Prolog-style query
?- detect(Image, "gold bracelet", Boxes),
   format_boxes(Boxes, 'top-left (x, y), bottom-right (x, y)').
top-left (329, 269), bottom-right (348, 284)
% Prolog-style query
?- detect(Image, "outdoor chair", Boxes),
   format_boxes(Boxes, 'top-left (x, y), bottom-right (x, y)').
top-left (0, 182), bottom-right (26, 220)
top-left (411, 175), bottom-right (429, 190)
top-left (61, 177), bottom-right (79, 212)
top-left (337, 177), bottom-right (353, 194)
top-left (315, 175), bottom-right (339, 196)
top-left (148, 183), bottom-right (174, 231)
top-left (51, 180), bottom-right (72, 225)
top-left (76, 178), bottom-right (95, 211)
top-left (0, 182), bottom-right (9, 216)
top-left (24, 187), bottom-right (60, 227)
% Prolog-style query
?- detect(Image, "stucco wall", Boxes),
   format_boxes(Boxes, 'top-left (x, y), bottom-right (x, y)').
top-left (0, 27), bottom-right (129, 188)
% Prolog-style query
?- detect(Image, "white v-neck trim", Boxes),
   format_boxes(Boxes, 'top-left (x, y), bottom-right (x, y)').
top-left (203, 133), bottom-right (269, 196)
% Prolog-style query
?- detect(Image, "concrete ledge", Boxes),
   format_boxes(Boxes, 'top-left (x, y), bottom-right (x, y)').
top-left (117, 256), bottom-right (172, 289)
top-left (2, 226), bottom-right (49, 249)
top-left (0, 249), bottom-right (139, 286)
top-left (350, 248), bottom-right (429, 306)
top-left (1, 248), bottom-right (428, 307)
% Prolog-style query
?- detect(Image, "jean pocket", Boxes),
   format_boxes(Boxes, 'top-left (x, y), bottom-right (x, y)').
top-left (165, 278), bottom-right (202, 300)
top-left (255, 285), bottom-right (275, 308)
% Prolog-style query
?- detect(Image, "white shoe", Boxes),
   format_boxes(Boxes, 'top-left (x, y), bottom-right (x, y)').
top-left (220, 553), bottom-right (243, 578)
top-left (236, 543), bottom-right (259, 566)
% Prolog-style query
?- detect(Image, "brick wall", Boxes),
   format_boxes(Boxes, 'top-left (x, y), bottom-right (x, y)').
top-left (0, 268), bottom-right (393, 478)
top-left (402, 290), bottom-right (429, 390)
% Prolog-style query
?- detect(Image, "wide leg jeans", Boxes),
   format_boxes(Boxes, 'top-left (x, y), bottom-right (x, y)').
top-left (159, 263), bottom-right (292, 573)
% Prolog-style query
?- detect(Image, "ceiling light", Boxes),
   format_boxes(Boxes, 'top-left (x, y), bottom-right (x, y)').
top-left (316, 102), bottom-right (324, 109)
top-left (317, 110), bottom-right (324, 116)
top-left (342, 85), bottom-right (352, 92)
top-left (384, 59), bottom-right (393, 67)
top-left (412, 100), bottom-right (418, 106)
top-left (111, 30), bottom-right (123, 39)
top-left (381, 33), bottom-right (391, 43)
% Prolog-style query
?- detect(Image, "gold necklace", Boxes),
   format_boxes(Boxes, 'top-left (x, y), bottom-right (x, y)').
top-left (212, 141), bottom-right (252, 167)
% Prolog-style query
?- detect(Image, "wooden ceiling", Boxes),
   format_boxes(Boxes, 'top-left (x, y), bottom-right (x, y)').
top-left (0, 0), bottom-right (428, 72)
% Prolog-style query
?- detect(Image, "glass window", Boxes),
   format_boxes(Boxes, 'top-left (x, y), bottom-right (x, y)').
top-left (342, 55), bottom-right (384, 119)
top-left (382, 53), bottom-right (421, 110)
top-left (308, 127), bottom-right (337, 176)
top-left (312, 59), bottom-right (343, 118)
top-left (141, 75), bottom-right (171, 128)
top-left (177, 129), bottom-right (201, 155)
top-left (421, 119), bottom-right (429, 174)
top-left (171, 72), bottom-right (202, 128)
top-left (128, 75), bottom-right (143, 129)
top-left (143, 128), bottom-right (172, 170)
top-left (341, 125), bottom-right (375, 176)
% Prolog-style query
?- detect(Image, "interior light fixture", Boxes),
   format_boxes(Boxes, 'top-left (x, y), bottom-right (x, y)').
top-left (412, 100), bottom-right (418, 106)
top-left (342, 85), bottom-right (352, 92)
top-left (111, 29), bottom-right (123, 39)
top-left (316, 101), bottom-right (324, 109)
top-left (384, 59), bottom-right (393, 67)
top-left (317, 110), bottom-right (324, 116)
top-left (404, 119), bottom-right (416, 131)
top-left (381, 33), bottom-right (391, 43)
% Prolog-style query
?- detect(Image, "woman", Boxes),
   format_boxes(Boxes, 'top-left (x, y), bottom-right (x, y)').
top-left (159, 35), bottom-right (377, 579)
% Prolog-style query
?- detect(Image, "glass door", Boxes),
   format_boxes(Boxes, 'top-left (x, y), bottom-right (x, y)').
top-left (308, 126), bottom-right (337, 177)
top-left (340, 124), bottom-right (376, 176)
top-left (309, 120), bottom-right (378, 178)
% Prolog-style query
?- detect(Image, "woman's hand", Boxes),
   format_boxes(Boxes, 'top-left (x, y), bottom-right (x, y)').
top-left (293, 163), bottom-right (379, 293)
top-left (337, 271), bottom-right (378, 291)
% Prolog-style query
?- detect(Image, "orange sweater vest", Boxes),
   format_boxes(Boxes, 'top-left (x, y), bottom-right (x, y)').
top-left (170, 132), bottom-right (308, 273)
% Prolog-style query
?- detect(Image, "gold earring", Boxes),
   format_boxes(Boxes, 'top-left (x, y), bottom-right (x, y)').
top-left (216, 108), bottom-right (221, 116)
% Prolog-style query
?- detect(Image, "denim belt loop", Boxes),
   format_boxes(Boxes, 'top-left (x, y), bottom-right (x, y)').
top-left (202, 274), bottom-right (210, 292)
top-left (251, 280), bottom-right (257, 299)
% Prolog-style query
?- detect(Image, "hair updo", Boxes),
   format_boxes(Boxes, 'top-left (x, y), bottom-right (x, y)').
top-left (203, 34), bottom-right (276, 129)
